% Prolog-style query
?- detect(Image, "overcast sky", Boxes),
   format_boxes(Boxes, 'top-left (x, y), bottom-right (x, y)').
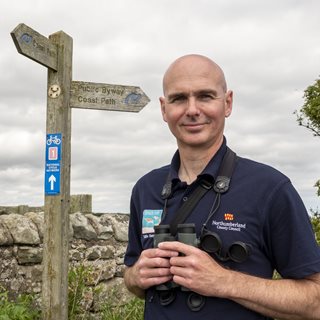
top-left (1, 0), bottom-right (319, 213)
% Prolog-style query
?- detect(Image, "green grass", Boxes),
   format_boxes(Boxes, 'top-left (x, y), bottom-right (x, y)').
top-left (0, 287), bottom-right (40, 320)
top-left (100, 296), bottom-right (144, 320)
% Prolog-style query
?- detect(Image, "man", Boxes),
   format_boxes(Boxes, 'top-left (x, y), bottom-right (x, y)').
top-left (124, 54), bottom-right (320, 319)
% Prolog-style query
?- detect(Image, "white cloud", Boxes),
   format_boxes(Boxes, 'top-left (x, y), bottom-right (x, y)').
top-left (1, 0), bottom-right (319, 212)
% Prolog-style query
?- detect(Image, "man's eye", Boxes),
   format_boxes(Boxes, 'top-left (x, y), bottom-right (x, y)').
top-left (199, 94), bottom-right (214, 101)
top-left (170, 96), bottom-right (186, 103)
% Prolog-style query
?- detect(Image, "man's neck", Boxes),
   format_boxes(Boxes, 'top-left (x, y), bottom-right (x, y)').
top-left (177, 138), bottom-right (223, 184)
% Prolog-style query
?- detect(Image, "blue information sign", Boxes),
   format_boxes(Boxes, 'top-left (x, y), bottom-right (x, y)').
top-left (45, 133), bottom-right (62, 195)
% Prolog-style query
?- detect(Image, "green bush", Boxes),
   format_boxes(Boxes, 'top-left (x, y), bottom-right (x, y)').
top-left (311, 212), bottom-right (320, 245)
top-left (0, 287), bottom-right (40, 320)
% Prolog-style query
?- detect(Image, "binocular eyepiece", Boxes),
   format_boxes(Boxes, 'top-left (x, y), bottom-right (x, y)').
top-left (154, 223), bottom-right (198, 247)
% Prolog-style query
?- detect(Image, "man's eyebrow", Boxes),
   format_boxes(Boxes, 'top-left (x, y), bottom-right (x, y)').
top-left (195, 89), bottom-right (219, 96)
top-left (166, 89), bottom-right (221, 101)
top-left (167, 92), bottom-right (187, 100)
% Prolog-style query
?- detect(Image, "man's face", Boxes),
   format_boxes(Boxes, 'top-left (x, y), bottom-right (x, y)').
top-left (160, 57), bottom-right (233, 150)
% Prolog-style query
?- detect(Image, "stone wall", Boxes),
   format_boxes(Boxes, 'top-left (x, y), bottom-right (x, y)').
top-left (0, 198), bottom-right (132, 316)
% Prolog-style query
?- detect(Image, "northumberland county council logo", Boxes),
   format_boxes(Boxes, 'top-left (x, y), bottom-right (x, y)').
top-left (212, 212), bottom-right (246, 232)
top-left (224, 213), bottom-right (234, 221)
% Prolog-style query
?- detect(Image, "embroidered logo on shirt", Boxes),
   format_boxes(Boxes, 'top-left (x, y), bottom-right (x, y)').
top-left (212, 212), bottom-right (246, 232)
top-left (224, 213), bottom-right (234, 221)
top-left (142, 209), bottom-right (162, 234)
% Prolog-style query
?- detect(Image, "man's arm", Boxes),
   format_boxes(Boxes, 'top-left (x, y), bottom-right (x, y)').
top-left (227, 270), bottom-right (320, 320)
top-left (159, 241), bottom-right (320, 320)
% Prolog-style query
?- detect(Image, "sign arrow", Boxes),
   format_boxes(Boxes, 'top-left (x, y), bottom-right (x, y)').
top-left (48, 174), bottom-right (56, 191)
top-left (11, 23), bottom-right (58, 71)
top-left (70, 81), bottom-right (150, 112)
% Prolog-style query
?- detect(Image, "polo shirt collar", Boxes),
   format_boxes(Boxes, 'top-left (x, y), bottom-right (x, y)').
top-left (169, 137), bottom-right (228, 185)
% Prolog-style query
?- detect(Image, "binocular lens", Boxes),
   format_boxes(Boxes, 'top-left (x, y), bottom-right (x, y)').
top-left (200, 232), bottom-right (221, 253)
top-left (228, 241), bottom-right (250, 263)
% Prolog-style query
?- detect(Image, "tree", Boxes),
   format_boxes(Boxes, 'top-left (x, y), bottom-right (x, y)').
top-left (295, 77), bottom-right (320, 201)
top-left (310, 211), bottom-right (320, 245)
top-left (295, 78), bottom-right (320, 137)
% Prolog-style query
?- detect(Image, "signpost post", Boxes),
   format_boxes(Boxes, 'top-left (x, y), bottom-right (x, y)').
top-left (11, 23), bottom-right (149, 320)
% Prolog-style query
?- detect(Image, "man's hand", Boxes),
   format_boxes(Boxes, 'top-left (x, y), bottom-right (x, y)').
top-left (124, 247), bottom-right (179, 298)
top-left (158, 241), bottom-right (228, 297)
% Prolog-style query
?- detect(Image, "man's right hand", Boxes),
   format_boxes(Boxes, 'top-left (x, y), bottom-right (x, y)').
top-left (124, 247), bottom-right (179, 298)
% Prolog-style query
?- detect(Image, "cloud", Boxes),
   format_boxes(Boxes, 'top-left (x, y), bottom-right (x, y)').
top-left (1, 0), bottom-right (319, 212)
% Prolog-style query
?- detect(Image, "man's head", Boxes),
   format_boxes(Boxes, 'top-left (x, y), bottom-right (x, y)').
top-left (162, 54), bottom-right (228, 96)
top-left (159, 54), bottom-right (233, 150)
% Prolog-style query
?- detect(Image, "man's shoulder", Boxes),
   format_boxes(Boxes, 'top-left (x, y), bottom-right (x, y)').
top-left (236, 155), bottom-right (290, 184)
top-left (134, 164), bottom-right (171, 189)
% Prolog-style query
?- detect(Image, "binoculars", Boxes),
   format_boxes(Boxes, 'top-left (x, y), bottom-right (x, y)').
top-left (153, 223), bottom-right (251, 311)
top-left (154, 223), bottom-right (251, 263)
top-left (154, 223), bottom-right (204, 310)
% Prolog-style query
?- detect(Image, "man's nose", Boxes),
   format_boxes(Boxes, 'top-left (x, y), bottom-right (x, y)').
top-left (186, 97), bottom-right (200, 116)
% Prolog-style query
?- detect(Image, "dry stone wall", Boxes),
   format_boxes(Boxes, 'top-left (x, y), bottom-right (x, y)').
top-left (0, 199), bottom-right (133, 315)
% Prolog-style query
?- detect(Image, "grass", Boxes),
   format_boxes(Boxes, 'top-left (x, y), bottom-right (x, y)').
top-left (100, 296), bottom-right (144, 320)
top-left (0, 287), bottom-right (41, 320)
top-left (67, 263), bottom-right (144, 319)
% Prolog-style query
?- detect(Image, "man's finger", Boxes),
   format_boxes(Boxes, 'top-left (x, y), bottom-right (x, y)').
top-left (158, 241), bottom-right (198, 255)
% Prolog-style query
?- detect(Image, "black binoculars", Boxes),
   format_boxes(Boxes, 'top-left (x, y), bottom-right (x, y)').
top-left (153, 223), bottom-right (251, 311)
top-left (154, 223), bottom-right (251, 263)
top-left (154, 223), bottom-right (205, 311)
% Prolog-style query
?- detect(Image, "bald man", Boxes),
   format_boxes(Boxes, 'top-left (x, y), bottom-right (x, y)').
top-left (124, 54), bottom-right (320, 320)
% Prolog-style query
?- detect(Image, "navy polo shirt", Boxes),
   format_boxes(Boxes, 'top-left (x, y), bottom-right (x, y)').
top-left (125, 138), bottom-right (320, 320)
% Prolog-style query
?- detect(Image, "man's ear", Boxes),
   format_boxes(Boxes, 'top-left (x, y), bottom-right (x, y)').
top-left (159, 97), bottom-right (167, 122)
top-left (225, 90), bottom-right (233, 118)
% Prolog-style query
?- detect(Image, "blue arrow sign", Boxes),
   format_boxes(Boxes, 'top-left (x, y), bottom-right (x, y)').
top-left (45, 133), bottom-right (62, 195)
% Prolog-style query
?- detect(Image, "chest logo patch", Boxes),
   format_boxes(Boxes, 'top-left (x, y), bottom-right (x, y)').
top-left (212, 212), bottom-right (246, 232)
top-left (142, 209), bottom-right (162, 234)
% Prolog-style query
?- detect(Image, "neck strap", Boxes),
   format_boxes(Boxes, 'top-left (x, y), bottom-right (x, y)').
top-left (161, 147), bottom-right (237, 235)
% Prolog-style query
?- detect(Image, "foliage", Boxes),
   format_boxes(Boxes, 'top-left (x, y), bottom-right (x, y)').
top-left (68, 263), bottom-right (95, 320)
top-left (294, 78), bottom-right (320, 137)
top-left (310, 211), bottom-right (320, 245)
top-left (100, 295), bottom-right (144, 320)
top-left (315, 180), bottom-right (320, 198)
top-left (0, 287), bottom-right (40, 320)
top-left (294, 77), bottom-right (320, 198)
top-left (68, 263), bottom-right (144, 319)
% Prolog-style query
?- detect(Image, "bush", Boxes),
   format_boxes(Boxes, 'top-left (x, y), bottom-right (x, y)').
top-left (0, 287), bottom-right (40, 320)
top-left (311, 211), bottom-right (320, 245)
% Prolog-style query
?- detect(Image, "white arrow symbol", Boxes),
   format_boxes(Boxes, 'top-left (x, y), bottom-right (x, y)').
top-left (48, 174), bottom-right (56, 190)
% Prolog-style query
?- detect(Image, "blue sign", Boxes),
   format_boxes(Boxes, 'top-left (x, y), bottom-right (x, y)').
top-left (45, 133), bottom-right (62, 195)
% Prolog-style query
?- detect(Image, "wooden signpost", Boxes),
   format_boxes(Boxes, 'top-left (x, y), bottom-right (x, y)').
top-left (11, 23), bottom-right (149, 320)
